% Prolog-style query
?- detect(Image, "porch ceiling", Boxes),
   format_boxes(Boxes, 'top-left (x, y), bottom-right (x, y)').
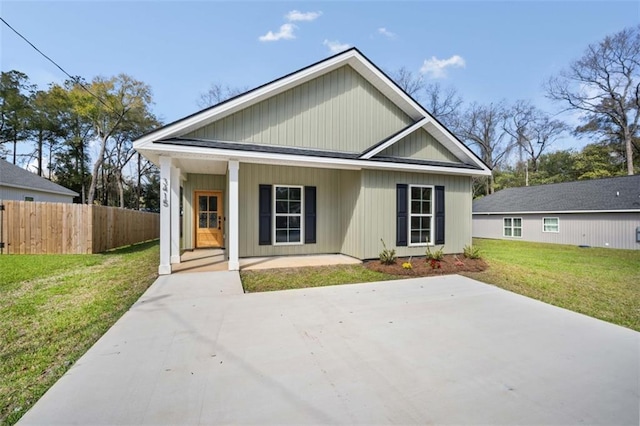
top-left (173, 157), bottom-right (228, 175)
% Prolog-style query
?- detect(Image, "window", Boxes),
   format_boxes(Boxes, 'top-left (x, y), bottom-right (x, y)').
top-left (24, 196), bottom-right (34, 202)
top-left (503, 217), bottom-right (522, 237)
top-left (274, 185), bottom-right (303, 244)
top-left (409, 185), bottom-right (433, 245)
top-left (543, 217), bottom-right (559, 233)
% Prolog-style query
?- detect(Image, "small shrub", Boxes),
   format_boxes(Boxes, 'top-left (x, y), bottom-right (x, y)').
top-left (454, 255), bottom-right (465, 267)
top-left (379, 239), bottom-right (397, 265)
top-left (426, 245), bottom-right (445, 261)
top-left (463, 244), bottom-right (482, 259)
top-left (429, 259), bottom-right (441, 269)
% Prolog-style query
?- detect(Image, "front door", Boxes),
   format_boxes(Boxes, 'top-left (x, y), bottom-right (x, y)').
top-left (195, 191), bottom-right (224, 248)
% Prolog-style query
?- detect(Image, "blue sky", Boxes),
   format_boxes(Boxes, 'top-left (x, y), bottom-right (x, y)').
top-left (2, 0), bottom-right (639, 153)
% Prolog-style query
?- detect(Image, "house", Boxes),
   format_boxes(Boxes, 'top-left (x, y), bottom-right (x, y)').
top-left (133, 48), bottom-right (491, 274)
top-left (0, 158), bottom-right (78, 203)
top-left (472, 175), bottom-right (640, 250)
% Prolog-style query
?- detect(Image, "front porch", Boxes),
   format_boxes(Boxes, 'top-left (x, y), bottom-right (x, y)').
top-left (172, 249), bottom-right (361, 274)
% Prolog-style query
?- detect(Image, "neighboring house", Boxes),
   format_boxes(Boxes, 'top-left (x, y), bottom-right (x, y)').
top-left (473, 175), bottom-right (640, 250)
top-left (0, 158), bottom-right (78, 203)
top-left (133, 48), bottom-right (491, 274)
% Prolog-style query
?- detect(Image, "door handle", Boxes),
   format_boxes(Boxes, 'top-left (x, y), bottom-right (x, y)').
top-left (218, 217), bottom-right (221, 230)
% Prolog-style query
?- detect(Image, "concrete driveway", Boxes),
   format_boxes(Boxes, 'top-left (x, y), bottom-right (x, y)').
top-left (19, 273), bottom-right (639, 425)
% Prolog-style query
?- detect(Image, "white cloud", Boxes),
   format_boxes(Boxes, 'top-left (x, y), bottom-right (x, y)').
top-left (420, 55), bottom-right (466, 79)
top-left (378, 27), bottom-right (396, 39)
top-left (323, 39), bottom-right (350, 54)
top-left (258, 23), bottom-right (297, 42)
top-left (285, 10), bottom-right (322, 22)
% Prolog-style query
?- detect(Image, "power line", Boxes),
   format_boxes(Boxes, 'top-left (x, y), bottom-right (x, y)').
top-left (0, 16), bottom-right (114, 111)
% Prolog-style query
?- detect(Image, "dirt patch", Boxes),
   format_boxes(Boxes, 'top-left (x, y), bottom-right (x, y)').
top-left (364, 255), bottom-right (488, 277)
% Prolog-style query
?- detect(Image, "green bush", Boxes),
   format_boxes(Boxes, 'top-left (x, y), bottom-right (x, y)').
top-left (463, 244), bottom-right (482, 259)
top-left (426, 245), bottom-right (445, 261)
top-left (379, 239), bottom-right (397, 265)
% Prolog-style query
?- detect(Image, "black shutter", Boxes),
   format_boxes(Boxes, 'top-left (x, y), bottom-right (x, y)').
top-left (258, 184), bottom-right (272, 245)
top-left (396, 184), bottom-right (408, 246)
top-left (304, 186), bottom-right (317, 244)
top-left (435, 185), bottom-right (445, 245)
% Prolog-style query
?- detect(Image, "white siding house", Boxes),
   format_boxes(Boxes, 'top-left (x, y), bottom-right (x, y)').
top-left (0, 159), bottom-right (78, 203)
top-left (473, 175), bottom-right (640, 250)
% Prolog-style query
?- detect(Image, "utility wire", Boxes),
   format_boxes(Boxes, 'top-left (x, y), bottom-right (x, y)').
top-left (0, 16), bottom-right (114, 112)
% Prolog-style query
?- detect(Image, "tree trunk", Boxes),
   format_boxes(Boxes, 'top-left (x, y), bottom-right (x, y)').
top-left (37, 129), bottom-right (43, 177)
top-left (12, 134), bottom-right (17, 165)
top-left (624, 129), bottom-right (635, 175)
top-left (117, 169), bottom-right (125, 208)
top-left (87, 135), bottom-right (108, 205)
top-left (136, 153), bottom-right (142, 210)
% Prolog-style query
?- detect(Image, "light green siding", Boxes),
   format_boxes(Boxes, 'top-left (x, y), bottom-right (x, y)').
top-left (238, 164), bottom-right (345, 257)
top-left (184, 65), bottom-right (412, 153)
top-left (358, 170), bottom-right (472, 259)
top-left (378, 128), bottom-right (460, 162)
top-left (339, 170), bottom-right (363, 259)
top-left (182, 173), bottom-right (226, 250)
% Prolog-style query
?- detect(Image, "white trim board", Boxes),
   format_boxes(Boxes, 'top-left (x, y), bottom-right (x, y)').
top-left (473, 210), bottom-right (640, 215)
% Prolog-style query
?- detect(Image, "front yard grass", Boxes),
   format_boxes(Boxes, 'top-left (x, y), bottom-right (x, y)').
top-left (241, 264), bottom-right (399, 292)
top-left (464, 238), bottom-right (640, 331)
top-left (0, 241), bottom-right (159, 425)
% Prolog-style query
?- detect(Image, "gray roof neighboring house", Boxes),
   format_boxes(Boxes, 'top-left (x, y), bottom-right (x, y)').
top-left (0, 158), bottom-right (78, 197)
top-left (473, 175), bottom-right (640, 213)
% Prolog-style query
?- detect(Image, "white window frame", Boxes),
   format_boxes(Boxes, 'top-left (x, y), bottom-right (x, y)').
top-left (408, 184), bottom-right (435, 247)
top-left (503, 217), bottom-right (522, 238)
top-left (543, 217), bottom-right (559, 233)
top-left (273, 184), bottom-right (304, 246)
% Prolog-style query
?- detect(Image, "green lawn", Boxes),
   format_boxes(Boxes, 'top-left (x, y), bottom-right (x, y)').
top-left (0, 241), bottom-right (159, 425)
top-left (241, 264), bottom-right (399, 293)
top-left (464, 238), bottom-right (640, 331)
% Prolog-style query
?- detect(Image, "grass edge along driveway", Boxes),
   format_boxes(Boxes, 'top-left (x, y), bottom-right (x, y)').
top-left (1, 241), bottom-right (159, 426)
top-left (463, 238), bottom-right (640, 332)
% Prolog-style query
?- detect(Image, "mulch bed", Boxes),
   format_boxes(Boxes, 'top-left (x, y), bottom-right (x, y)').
top-left (363, 255), bottom-right (488, 277)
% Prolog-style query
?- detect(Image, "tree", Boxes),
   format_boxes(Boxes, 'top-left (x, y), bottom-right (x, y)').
top-left (457, 101), bottom-right (513, 195)
top-left (573, 142), bottom-right (626, 180)
top-left (503, 100), bottom-right (568, 184)
top-left (546, 25), bottom-right (640, 175)
top-left (422, 83), bottom-right (463, 130)
top-left (197, 83), bottom-right (247, 108)
top-left (73, 74), bottom-right (155, 205)
top-left (27, 85), bottom-right (68, 177)
top-left (0, 71), bottom-right (34, 163)
top-left (390, 66), bottom-right (425, 98)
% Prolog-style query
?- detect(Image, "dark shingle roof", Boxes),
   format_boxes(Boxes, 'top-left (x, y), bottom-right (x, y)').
top-left (473, 175), bottom-right (640, 213)
top-left (155, 138), bottom-right (481, 170)
top-left (0, 159), bottom-right (78, 197)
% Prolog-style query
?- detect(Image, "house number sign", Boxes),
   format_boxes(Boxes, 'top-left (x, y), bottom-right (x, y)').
top-left (162, 178), bottom-right (169, 208)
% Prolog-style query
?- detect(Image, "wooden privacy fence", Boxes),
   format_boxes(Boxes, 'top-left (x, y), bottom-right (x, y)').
top-left (0, 200), bottom-right (159, 254)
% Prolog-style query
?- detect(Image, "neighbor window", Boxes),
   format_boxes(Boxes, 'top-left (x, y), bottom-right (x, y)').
top-left (503, 217), bottom-right (522, 237)
top-left (24, 196), bottom-right (34, 202)
top-left (543, 217), bottom-right (559, 233)
top-left (273, 185), bottom-right (303, 244)
top-left (409, 185), bottom-right (434, 245)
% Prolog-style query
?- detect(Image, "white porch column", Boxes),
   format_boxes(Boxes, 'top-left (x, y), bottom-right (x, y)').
top-left (158, 156), bottom-right (172, 275)
top-left (228, 160), bottom-right (240, 271)
top-left (170, 165), bottom-right (181, 264)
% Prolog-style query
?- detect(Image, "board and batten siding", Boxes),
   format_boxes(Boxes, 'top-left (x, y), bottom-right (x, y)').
top-left (339, 170), bottom-right (363, 259)
top-left (182, 173), bottom-right (227, 250)
top-left (183, 65), bottom-right (412, 153)
top-left (238, 163), bottom-right (345, 257)
top-left (0, 186), bottom-right (74, 203)
top-left (347, 170), bottom-right (472, 259)
top-left (378, 128), bottom-right (460, 163)
top-left (473, 212), bottom-right (640, 250)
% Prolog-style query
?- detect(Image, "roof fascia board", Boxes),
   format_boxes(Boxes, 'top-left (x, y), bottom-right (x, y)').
top-left (138, 144), bottom-right (491, 177)
top-left (0, 182), bottom-right (78, 196)
top-left (472, 210), bottom-right (640, 215)
top-left (360, 118), bottom-right (429, 159)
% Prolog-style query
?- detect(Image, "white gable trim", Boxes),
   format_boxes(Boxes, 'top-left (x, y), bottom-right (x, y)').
top-left (360, 118), bottom-right (429, 159)
top-left (133, 48), bottom-right (490, 173)
top-left (473, 210), bottom-right (640, 215)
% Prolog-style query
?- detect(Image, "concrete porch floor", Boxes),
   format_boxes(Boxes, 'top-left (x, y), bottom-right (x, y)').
top-left (171, 249), bottom-right (361, 273)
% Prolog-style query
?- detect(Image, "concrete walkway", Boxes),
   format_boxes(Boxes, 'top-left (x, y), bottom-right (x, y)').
top-left (19, 274), bottom-right (639, 425)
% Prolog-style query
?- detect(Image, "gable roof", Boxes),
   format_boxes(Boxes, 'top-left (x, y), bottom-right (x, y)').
top-left (134, 48), bottom-right (491, 176)
top-left (473, 175), bottom-right (640, 214)
top-left (0, 159), bottom-right (78, 197)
